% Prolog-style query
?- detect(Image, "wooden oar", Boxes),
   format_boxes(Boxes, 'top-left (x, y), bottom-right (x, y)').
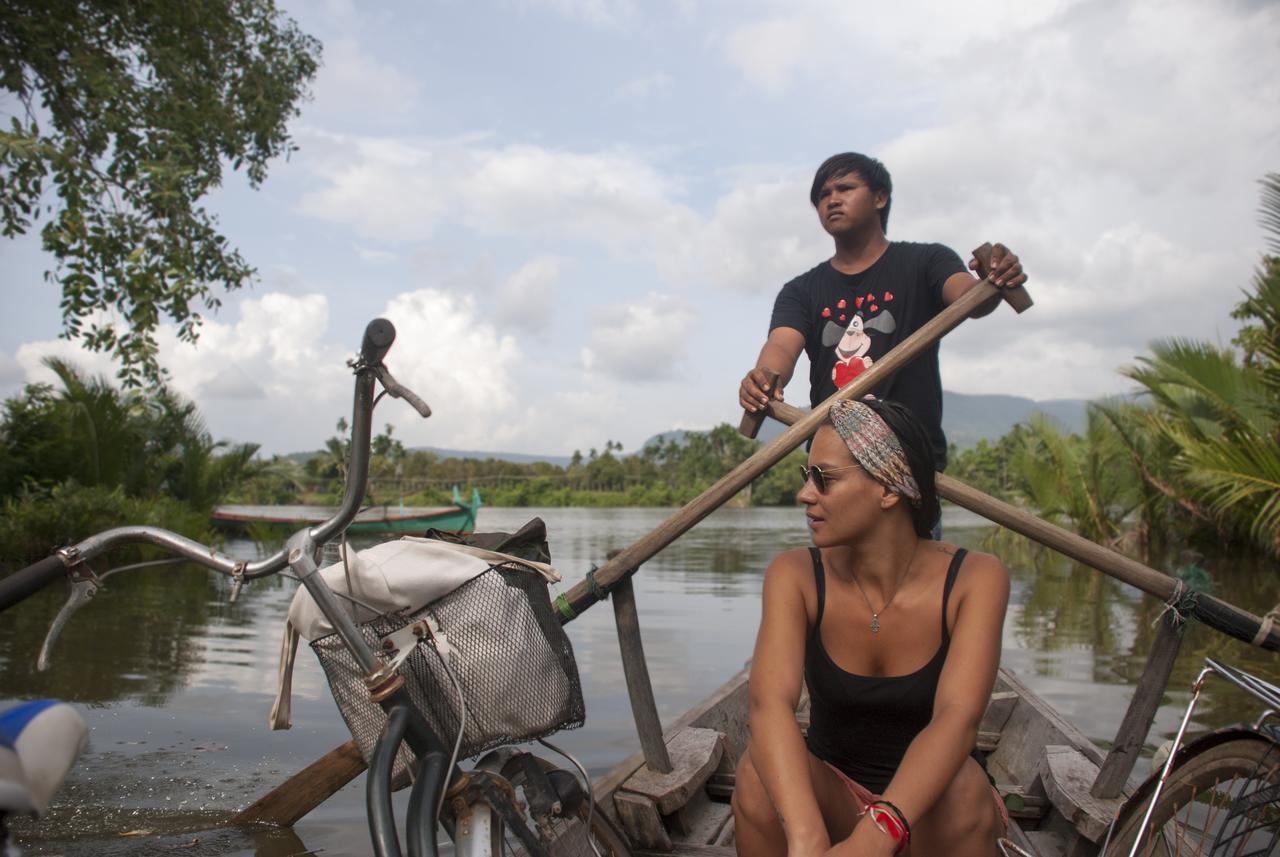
top-left (557, 244), bottom-right (1025, 615)
top-left (757, 396), bottom-right (1280, 652)
top-left (234, 245), bottom-right (1024, 826)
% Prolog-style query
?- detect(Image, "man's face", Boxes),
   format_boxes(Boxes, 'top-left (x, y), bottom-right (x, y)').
top-left (815, 171), bottom-right (886, 237)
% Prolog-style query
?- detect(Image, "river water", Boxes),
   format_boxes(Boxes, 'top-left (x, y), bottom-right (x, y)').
top-left (2, 505), bottom-right (1277, 856)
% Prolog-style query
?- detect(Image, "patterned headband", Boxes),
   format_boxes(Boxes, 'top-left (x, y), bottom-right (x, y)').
top-left (828, 399), bottom-right (922, 507)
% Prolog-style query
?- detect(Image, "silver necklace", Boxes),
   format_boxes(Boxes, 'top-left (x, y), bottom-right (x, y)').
top-left (848, 546), bottom-right (917, 634)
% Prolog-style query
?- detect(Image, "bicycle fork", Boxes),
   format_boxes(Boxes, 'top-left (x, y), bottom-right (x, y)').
top-left (1122, 664), bottom-right (1213, 857)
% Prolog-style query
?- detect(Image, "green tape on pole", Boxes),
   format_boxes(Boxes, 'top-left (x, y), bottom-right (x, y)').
top-left (554, 593), bottom-right (576, 621)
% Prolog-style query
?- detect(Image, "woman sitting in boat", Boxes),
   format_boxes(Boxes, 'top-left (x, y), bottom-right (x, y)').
top-left (732, 397), bottom-right (1010, 857)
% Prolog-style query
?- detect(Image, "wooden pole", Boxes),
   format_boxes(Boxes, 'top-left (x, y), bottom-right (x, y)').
top-left (1090, 611), bottom-right (1184, 798)
top-left (612, 574), bottom-right (674, 773)
top-left (230, 739), bottom-right (366, 827)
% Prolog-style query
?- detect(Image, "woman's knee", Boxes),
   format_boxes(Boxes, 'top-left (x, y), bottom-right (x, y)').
top-left (915, 759), bottom-right (1000, 848)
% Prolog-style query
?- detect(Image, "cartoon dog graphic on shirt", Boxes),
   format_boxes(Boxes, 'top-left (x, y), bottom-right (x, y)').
top-left (820, 297), bottom-right (897, 389)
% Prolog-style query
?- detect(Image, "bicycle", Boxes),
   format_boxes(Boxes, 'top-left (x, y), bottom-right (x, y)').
top-left (0, 318), bottom-right (631, 857)
top-left (1101, 657), bottom-right (1280, 857)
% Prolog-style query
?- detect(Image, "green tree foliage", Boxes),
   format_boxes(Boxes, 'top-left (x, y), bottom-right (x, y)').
top-left (297, 424), bottom-right (809, 509)
top-left (0, 0), bottom-right (321, 386)
top-left (0, 359), bottom-right (261, 562)
top-left (1001, 412), bottom-right (1140, 546)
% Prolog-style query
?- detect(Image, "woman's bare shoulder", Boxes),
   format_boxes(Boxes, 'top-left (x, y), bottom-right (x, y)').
top-left (762, 547), bottom-right (816, 590)
top-left (951, 547), bottom-right (1010, 607)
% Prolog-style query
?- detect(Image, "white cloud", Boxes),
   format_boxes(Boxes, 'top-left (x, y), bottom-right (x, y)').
top-left (511, 0), bottom-right (639, 28)
top-left (295, 132), bottom-right (832, 297)
top-left (5, 287), bottom-right (532, 454)
top-left (615, 72), bottom-right (674, 100)
top-left (310, 37), bottom-right (421, 116)
top-left (722, 17), bottom-right (821, 95)
top-left (0, 352), bottom-right (23, 388)
top-left (581, 293), bottom-right (695, 382)
top-left (354, 244), bottom-right (398, 264)
top-left (297, 135), bottom-right (693, 249)
top-left (660, 177), bottom-right (827, 294)
top-left (375, 288), bottom-right (524, 449)
top-left (495, 256), bottom-right (563, 332)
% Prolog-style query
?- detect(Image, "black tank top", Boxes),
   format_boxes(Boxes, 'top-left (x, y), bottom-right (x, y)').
top-left (803, 546), bottom-right (967, 793)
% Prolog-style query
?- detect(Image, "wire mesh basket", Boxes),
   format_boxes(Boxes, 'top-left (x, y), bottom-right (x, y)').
top-left (312, 561), bottom-right (585, 783)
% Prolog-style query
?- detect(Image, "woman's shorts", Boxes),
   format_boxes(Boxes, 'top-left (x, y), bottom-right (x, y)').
top-left (820, 759), bottom-right (1011, 834)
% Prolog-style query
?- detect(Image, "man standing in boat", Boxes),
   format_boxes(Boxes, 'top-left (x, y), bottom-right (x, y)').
top-left (738, 152), bottom-right (1028, 480)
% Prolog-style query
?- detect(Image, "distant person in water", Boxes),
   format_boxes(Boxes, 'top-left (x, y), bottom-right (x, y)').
top-left (738, 152), bottom-right (1028, 480)
top-left (731, 397), bottom-right (1011, 857)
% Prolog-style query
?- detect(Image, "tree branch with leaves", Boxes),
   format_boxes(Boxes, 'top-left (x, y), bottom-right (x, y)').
top-left (0, 0), bottom-right (320, 386)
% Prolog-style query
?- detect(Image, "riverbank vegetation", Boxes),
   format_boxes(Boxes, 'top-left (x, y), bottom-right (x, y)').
top-left (299, 423), bottom-right (810, 510)
top-left (0, 359), bottom-right (262, 565)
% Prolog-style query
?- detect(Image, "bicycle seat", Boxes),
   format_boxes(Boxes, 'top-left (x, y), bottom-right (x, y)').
top-left (0, 700), bottom-right (88, 817)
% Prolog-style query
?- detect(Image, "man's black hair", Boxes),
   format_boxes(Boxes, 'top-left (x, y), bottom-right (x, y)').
top-left (859, 398), bottom-right (940, 538)
top-left (809, 152), bottom-right (893, 233)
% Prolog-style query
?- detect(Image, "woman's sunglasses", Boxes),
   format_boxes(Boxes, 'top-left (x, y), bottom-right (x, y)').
top-left (799, 463), bottom-right (863, 493)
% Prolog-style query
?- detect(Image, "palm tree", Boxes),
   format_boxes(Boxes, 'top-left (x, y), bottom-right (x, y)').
top-left (1003, 412), bottom-right (1139, 546)
top-left (1102, 173), bottom-right (1280, 556)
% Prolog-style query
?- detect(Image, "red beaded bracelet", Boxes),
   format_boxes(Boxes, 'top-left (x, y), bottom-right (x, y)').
top-left (864, 802), bottom-right (909, 854)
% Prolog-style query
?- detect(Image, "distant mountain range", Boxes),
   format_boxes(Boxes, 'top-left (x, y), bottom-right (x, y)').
top-left (727, 390), bottom-right (1089, 450)
top-left (286, 391), bottom-right (1093, 465)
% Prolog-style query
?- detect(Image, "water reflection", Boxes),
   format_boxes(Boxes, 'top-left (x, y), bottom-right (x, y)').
top-left (2, 505), bottom-right (1276, 856)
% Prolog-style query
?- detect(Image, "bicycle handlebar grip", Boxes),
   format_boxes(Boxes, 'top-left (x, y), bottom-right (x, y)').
top-left (0, 555), bottom-right (68, 612)
top-left (361, 318), bottom-right (396, 365)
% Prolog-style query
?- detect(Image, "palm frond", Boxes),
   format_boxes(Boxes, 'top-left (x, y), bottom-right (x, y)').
top-left (1260, 172), bottom-right (1280, 254)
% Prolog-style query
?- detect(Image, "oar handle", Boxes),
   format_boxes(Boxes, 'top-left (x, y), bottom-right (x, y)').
top-left (739, 369), bottom-right (782, 440)
top-left (972, 242), bottom-right (1033, 313)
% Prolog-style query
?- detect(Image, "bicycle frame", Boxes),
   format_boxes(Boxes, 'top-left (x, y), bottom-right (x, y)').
top-left (0, 319), bottom-right (528, 857)
top-left (1121, 657), bottom-right (1280, 857)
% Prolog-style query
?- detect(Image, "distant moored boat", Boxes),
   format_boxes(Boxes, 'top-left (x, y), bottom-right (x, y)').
top-left (212, 487), bottom-right (480, 536)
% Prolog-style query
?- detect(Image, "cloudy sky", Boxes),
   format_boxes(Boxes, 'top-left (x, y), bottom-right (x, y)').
top-left (2, 0), bottom-right (1277, 457)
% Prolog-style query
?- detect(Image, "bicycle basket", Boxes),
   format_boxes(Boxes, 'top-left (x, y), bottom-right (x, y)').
top-left (311, 560), bottom-right (585, 782)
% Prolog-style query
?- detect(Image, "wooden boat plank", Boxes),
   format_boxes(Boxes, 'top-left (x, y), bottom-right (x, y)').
top-left (212, 504), bottom-right (464, 525)
top-left (636, 846), bottom-right (736, 857)
top-left (621, 727), bottom-right (724, 814)
top-left (595, 666), bottom-right (749, 826)
top-left (599, 664), bottom-right (1107, 857)
top-left (1037, 745), bottom-right (1123, 843)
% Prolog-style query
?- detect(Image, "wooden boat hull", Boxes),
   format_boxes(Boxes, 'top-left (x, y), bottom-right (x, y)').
top-left (594, 665), bottom-right (1123, 857)
top-left (212, 489), bottom-right (481, 536)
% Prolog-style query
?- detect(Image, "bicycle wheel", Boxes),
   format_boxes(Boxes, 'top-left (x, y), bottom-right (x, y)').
top-left (497, 755), bottom-right (632, 857)
top-left (1106, 735), bottom-right (1280, 857)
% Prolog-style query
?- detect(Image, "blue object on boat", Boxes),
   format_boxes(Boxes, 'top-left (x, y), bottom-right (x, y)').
top-left (0, 700), bottom-right (88, 816)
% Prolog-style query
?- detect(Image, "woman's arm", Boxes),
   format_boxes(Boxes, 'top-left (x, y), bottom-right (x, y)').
top-left (833, 551), bottom-right (1011, 855)
top-left (748, 550), bottom-right (829, 854)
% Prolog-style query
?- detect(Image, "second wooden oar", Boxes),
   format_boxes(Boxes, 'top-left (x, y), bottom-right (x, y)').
top-left (758, 396), bottom-right (1280, 652)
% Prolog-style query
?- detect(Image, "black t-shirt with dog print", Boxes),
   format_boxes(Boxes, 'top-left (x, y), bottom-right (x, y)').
top-left (769, 241), bottom-right (967, 469)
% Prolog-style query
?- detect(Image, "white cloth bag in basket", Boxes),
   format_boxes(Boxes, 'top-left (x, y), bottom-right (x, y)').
top-left (269, 536), bottom-right (558, 730)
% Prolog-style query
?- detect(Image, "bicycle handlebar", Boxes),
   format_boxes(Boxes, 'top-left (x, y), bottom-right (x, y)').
top-left (361, 318), bottom-right (396, 366)
top-left (0, 316), bottom-right (431, 598)
top-left (0, 554), bottom-right (68, 612)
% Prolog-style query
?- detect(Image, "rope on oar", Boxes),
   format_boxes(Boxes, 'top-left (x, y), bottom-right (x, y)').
top-left (1251, 603), bottom-right (1280, 647)
top-left (1152, 581), bottom-right (1192, 635)
top-left (1192, 595), bottom-right (1280, 653)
